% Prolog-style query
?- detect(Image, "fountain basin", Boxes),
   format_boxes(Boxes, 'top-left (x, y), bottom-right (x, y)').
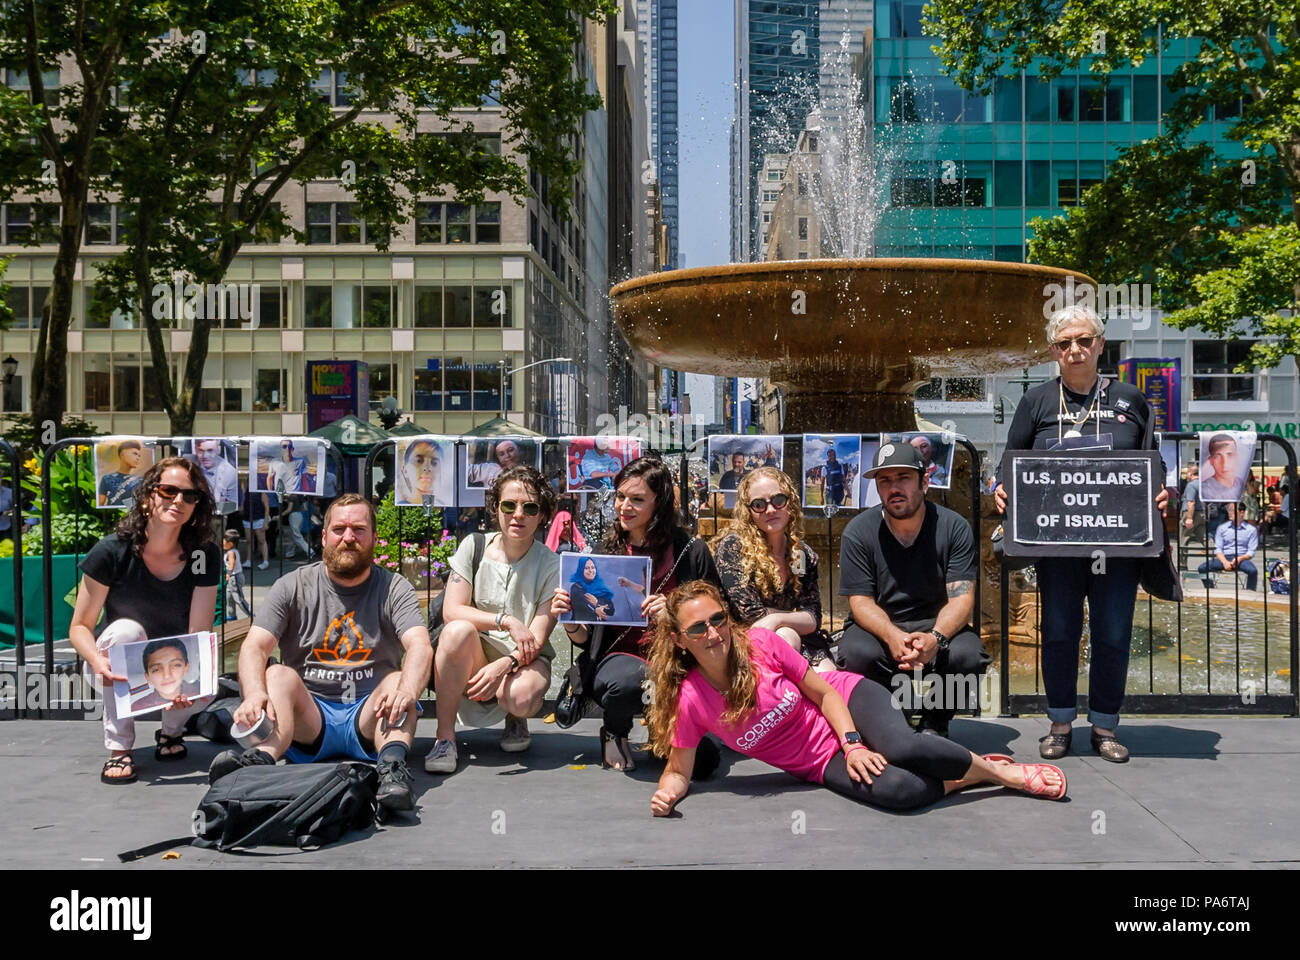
top-left (612, 258), bottom-right (1094, 432)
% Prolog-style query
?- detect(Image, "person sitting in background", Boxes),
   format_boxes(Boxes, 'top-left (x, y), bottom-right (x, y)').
top-left (1198, 503), bottom-right (1260, 591)
top-left (711, 467), bottom-right (829, 670)
top-left (426, 466), bottom-right (559, 773)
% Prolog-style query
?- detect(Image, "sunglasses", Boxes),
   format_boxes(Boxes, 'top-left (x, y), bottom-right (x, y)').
top-left (681, 610), bottom-right (728, 638)
top-left (1051, 335), bottom-right (1098, 351)
top-left (498, 499), bottom-right (541, 516)
top-left (154, 483), bottom-right (201, 504)
top-left (747, 493), bottom-right (790, 513)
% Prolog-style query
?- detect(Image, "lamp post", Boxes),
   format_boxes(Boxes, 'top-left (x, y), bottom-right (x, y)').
top-left (499, 356), bottom-right (572, 424)
top-left (1, 356), bottom-right (16, 385)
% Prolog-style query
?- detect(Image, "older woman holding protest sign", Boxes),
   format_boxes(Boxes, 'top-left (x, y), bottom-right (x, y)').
top-left (994, 304), bottom-right (1168, 763)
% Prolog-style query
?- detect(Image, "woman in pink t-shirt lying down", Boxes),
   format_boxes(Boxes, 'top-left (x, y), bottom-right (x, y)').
top-left (646, 581), bottom-right (1066, 815)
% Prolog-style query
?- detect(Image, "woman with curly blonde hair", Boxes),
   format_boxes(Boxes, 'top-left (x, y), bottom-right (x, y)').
top-left (711, 467), bottom-right (826, 664)
top-left (646, 580), bottom-right (1068, 816)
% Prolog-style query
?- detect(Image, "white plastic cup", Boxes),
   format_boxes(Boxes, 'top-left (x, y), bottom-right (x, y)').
top-left (230, 710), bottom-right (275, 749)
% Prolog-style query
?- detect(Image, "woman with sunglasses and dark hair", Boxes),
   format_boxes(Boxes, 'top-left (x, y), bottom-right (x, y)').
top-left (551, 456), bottom-right (724, 773)
top-left (711, 467), bottom-right (827, 667)
top-left (69, 457), bottom-right (221, 784)
top-left (647, 581), bottom-right (1067, 817)
top-left (427, 465), bottom-right (560, 773)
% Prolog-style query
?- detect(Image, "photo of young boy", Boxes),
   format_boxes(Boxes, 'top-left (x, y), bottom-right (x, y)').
top-left (94, 437), bottom-right (155, 509)
top-left (109, 631), bottom-right (217, 718)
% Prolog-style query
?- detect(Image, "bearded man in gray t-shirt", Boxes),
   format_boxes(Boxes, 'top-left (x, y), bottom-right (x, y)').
top-left (211, 494), bottom-right (431, 815)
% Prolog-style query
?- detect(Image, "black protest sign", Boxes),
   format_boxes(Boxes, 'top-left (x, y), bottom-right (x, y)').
top-left (1004, 450), bottom-right (1163, 558)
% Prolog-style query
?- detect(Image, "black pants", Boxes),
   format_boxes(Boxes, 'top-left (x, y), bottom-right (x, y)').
top-left (821, 678), bottom-right (974, 811)
top-left (836, 620), bottom-right (989, 726)
top-left (591, 651), bottom-right (719, 779)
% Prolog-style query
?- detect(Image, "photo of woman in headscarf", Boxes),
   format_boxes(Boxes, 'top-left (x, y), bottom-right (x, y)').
top-left (568, 556), bottom-right (616, 622)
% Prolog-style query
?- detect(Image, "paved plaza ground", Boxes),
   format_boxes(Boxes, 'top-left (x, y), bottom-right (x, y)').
top-left (1, 715), bottom-right (1296, 869)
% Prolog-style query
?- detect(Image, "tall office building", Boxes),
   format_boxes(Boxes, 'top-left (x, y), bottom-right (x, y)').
top-left (638, 0), bottom-right (680, 270)
top-left (731, 0), bottom-right (821, 262)
top-left (0, 17), bottom-right (652, 439)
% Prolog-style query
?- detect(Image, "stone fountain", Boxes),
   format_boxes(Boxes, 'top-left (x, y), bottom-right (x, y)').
top-left (611, 257), bottom-right (1086, 434)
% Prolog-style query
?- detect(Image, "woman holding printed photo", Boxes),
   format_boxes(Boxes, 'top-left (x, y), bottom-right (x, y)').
top-left (551, 457), bottom-right (724, 774)
top-left (69, 458), bottom-right (221, 784)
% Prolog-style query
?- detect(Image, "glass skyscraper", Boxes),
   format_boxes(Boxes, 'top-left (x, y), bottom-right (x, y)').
top-left (640, 0), bottom-right (681, 269)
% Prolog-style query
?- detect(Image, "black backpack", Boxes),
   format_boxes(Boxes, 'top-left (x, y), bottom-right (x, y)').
top-left (192, 761), bottom-right (379, 852)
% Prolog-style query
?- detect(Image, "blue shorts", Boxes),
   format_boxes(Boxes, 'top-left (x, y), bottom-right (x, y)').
top-left (284, 694), bottom-right (379, 764)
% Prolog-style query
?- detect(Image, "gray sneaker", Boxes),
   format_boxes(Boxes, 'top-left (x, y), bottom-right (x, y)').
top-left (424, 738), bottom-right (458, 773)
top-left (501, 715), bottom-right (531, 753)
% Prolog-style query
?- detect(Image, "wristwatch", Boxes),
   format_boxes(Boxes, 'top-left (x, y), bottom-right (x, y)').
top-left (507, 655), bottom-right (520, 674)
top-left (930, 629), bottom-right (950, 652)
top-left (842, 731), bottom-right (863, 747)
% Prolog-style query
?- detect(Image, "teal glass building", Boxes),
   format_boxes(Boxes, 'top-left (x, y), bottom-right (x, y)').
top-left (870, 1), bottom-right (1248, 261)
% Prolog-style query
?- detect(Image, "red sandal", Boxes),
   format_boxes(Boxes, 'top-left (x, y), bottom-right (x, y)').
top-left (1018, 762), bottom-right (1067, 800)
top-left (982, 753), bottom-right (1015, 765)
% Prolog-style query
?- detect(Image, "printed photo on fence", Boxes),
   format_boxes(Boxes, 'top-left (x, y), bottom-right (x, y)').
top-left (109, 628), bottom-right (217, 719)
top-left (881, 431), bottom-right (955, 490)
top-left (459, 437), bottom-right (542, 506)
top-left (859, 440), bottom-right (881, 507)
top-left (566, 437), bottom-right (642, 492)
top-left (559, 553), bottom-right (653, 627)
top-left (94, 437), bottom-right (156, 510)
top-left (249, 438), bottom-right (327, 496)
top-left (1199, 430), bottom-right (1257, 504)
top-left (801, 434), bottom-right (862, 508)
top-left (394, 436), bottom-right (457, 507)
top-left (707, 435), bottom-right (783, 494)
top-left (179, 437), bottom-right (240, 512)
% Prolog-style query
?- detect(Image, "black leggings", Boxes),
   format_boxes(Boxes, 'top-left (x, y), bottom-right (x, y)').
top-left (820, 678), bottom-right (975, 811)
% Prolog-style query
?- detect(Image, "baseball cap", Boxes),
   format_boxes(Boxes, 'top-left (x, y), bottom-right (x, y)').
top-left (863, 441), bottom-right (926, 479)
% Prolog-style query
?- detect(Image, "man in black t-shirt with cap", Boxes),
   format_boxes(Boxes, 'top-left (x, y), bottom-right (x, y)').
top-left (837, 442), bottom-right (988, 737)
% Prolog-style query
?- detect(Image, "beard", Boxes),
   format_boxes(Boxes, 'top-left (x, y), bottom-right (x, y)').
top-left (882, 491), bottom-right (923, 520)
top-left (323, 539), bottom-right (372, 577)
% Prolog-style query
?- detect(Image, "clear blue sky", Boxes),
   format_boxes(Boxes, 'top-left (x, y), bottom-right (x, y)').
top-left (677, 1), bottom-right (734, 268)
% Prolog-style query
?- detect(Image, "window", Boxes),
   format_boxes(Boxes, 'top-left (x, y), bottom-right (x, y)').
top-left (797, 217), bottom-right (808, 240)
top-left (1192, 340), bottom-right (1258, 401)
top-left (369, 362), bottom-right (395, 403)
top-left (362, 286), bottom-right (391, 328)
top-left (414, 361), bottom-right (441, 409)
top-left (1026, 76), bottom-right (1050, 122)
top-left (1133, 75), bottom-right (1159, 121)
top-left (417, 203), bottom-right (444, 244)
top-left (473, 286), bottom-right (509, 327)
top-left (807, 135), bottom-right (818, 152)
top-left (797, 173), bottom-right (808, 195)
top-left (994, 161), bottom-right (1022, 206)
top-left (85, 203), bottom-right (116, 245)
top-left (255, 368), bottom-right (285, 410)
top-left (762, 190), bottom-right (779, 202)
top-left (1057, 178), bottom-right (1102, 207)
top-left (2, 203), bottom-right (59, 244)
top-left (257, 285), bottom-right (281, 328)
top-left (762, 211), bottom-right (771, 223)
top-left (766, 170), bottom-right (781, 181)
top-left (305, 202), bottom-right (383, 244)
top-left (415, 285), bottom-right (441, 327)
top-left (446, 203), bottom-right (471, 243)
top-left (444, 285), bottom-right (472, 327)
top-left (1026, 161), bottom-right (1051, 206)
top-left (1, 64), bottom-right (59, 106)
top-left (1098, 341), bottom-right (1122, 378)
top-left (113, 364), bottom-right (140, 412)
top-left (304, 285), bottom-right (332, 327)
top-left (84, 358), bottom-right (111, 411)
top-left (3, 284), bottom-right (48, 328)
top-left (475, 202), bottom-right (501, 243)
top-left (993, 77), bottom-right (1021, 122)
top-left (444, 355), bottom-right (472, 410)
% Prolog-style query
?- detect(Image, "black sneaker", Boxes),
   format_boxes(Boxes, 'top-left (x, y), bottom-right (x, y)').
top-left (208, 747), bottom-right (275, 784)
top-left (917, 714), bottom-right (951, 739)
top-left (375, 758), bottom-right (415, 812)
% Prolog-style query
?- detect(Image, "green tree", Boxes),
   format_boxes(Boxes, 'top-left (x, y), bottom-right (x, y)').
top-left (925, 1), bottom-right (1299, 368)
top-left (1, 1), bottom-right (616, 434)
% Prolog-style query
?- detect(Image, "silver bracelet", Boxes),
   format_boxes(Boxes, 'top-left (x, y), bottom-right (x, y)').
top-left (495, 610), bottom-right (506, 630)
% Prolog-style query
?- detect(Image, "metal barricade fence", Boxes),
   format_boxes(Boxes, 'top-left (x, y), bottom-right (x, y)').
top-left (0, 439), bottom-right (24, 718)
top-left (999, 431), bottom-right (1300, 717)
top-left (17, 435), bottom-right (344, 718)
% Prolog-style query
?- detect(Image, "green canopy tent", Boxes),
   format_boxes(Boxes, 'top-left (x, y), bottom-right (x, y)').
top-left (307, 413), bottom-right (392, 456)
top-left (388, 419), bottom-right (442, 437)
top-left (464, 416), bottom-right (545, 438)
